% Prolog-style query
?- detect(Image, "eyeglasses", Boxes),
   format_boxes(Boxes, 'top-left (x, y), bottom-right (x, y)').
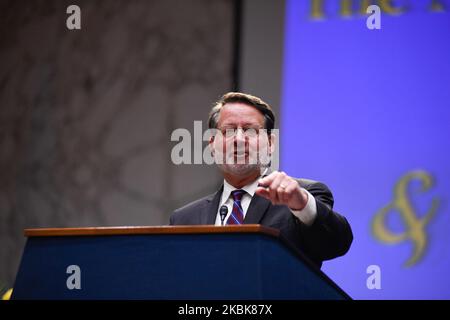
top-left (216, 126), bottom-right (266, 138)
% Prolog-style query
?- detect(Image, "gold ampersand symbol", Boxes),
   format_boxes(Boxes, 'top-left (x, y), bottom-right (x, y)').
top-left (372, 170), bottom-right (439, 267)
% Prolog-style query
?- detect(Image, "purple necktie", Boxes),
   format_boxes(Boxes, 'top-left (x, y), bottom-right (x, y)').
top-left (226, 189), bottom-right (246, 225)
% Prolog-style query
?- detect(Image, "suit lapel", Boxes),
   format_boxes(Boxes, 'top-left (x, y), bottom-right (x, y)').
top-left (243, 194), bottom-right (271, 224)
top-left (243, 170), bottom-right (272, 224)
top-left (202, 185), bottom-right (223, 225)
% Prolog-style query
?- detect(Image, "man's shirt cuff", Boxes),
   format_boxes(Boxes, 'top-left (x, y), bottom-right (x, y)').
top-left (289, 188), bottom-right (317, 226)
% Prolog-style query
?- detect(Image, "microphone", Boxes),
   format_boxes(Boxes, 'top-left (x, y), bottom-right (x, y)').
top-left (219, 205), bottom-right (228, 226)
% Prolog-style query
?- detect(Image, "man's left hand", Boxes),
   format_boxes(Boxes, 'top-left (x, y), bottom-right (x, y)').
top-left (255, 171), bottom-right (309, 210)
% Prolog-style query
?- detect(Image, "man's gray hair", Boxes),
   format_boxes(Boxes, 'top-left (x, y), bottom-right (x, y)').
top-left (208, 92), bottom-right (275, 134)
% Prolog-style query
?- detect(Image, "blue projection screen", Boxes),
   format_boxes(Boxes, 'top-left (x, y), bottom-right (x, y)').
top-left (281, 0), bottom-right (450, 299)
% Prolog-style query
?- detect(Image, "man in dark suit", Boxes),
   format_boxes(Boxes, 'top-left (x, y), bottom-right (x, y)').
top-left (170, 92), bottom-right (352, 268)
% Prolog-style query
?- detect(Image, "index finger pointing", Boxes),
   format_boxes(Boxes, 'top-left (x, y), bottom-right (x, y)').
top-left (258, 171), bottom-right (278, 187)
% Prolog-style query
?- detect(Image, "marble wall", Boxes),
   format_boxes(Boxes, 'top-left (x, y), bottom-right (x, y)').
top-left (0, 0), bottom-right (233, 289)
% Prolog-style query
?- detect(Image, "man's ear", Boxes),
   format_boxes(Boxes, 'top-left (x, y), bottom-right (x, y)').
top-left (269, 133), bottom-right (276, 154)
top-left (208, 135), bottom-right (215, 154)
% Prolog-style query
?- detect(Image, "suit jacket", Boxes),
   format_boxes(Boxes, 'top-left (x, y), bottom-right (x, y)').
top-left (169, 178), bottom-right (353, 268)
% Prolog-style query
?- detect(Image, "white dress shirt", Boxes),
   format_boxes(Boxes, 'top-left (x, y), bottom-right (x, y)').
top-left (214, 178), bottom-right (317, 226)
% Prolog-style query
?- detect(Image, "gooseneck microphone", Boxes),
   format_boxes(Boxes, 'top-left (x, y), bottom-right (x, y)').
top-left (219, 205), bottom-right (228, 226)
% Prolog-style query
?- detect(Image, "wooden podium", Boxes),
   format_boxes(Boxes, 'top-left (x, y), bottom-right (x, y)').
top-left (12, 225), bottom-right (350, 300)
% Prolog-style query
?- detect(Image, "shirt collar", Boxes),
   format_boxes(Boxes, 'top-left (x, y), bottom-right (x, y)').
top-left (220, 178), bottom-right (260, 206)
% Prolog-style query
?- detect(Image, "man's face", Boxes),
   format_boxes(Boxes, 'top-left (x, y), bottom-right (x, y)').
top-left (211, 102), bottom-right (272, 176)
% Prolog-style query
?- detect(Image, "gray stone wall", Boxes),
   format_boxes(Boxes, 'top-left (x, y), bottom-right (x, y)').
top-left (0, 0), bottom-right (233, 289)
